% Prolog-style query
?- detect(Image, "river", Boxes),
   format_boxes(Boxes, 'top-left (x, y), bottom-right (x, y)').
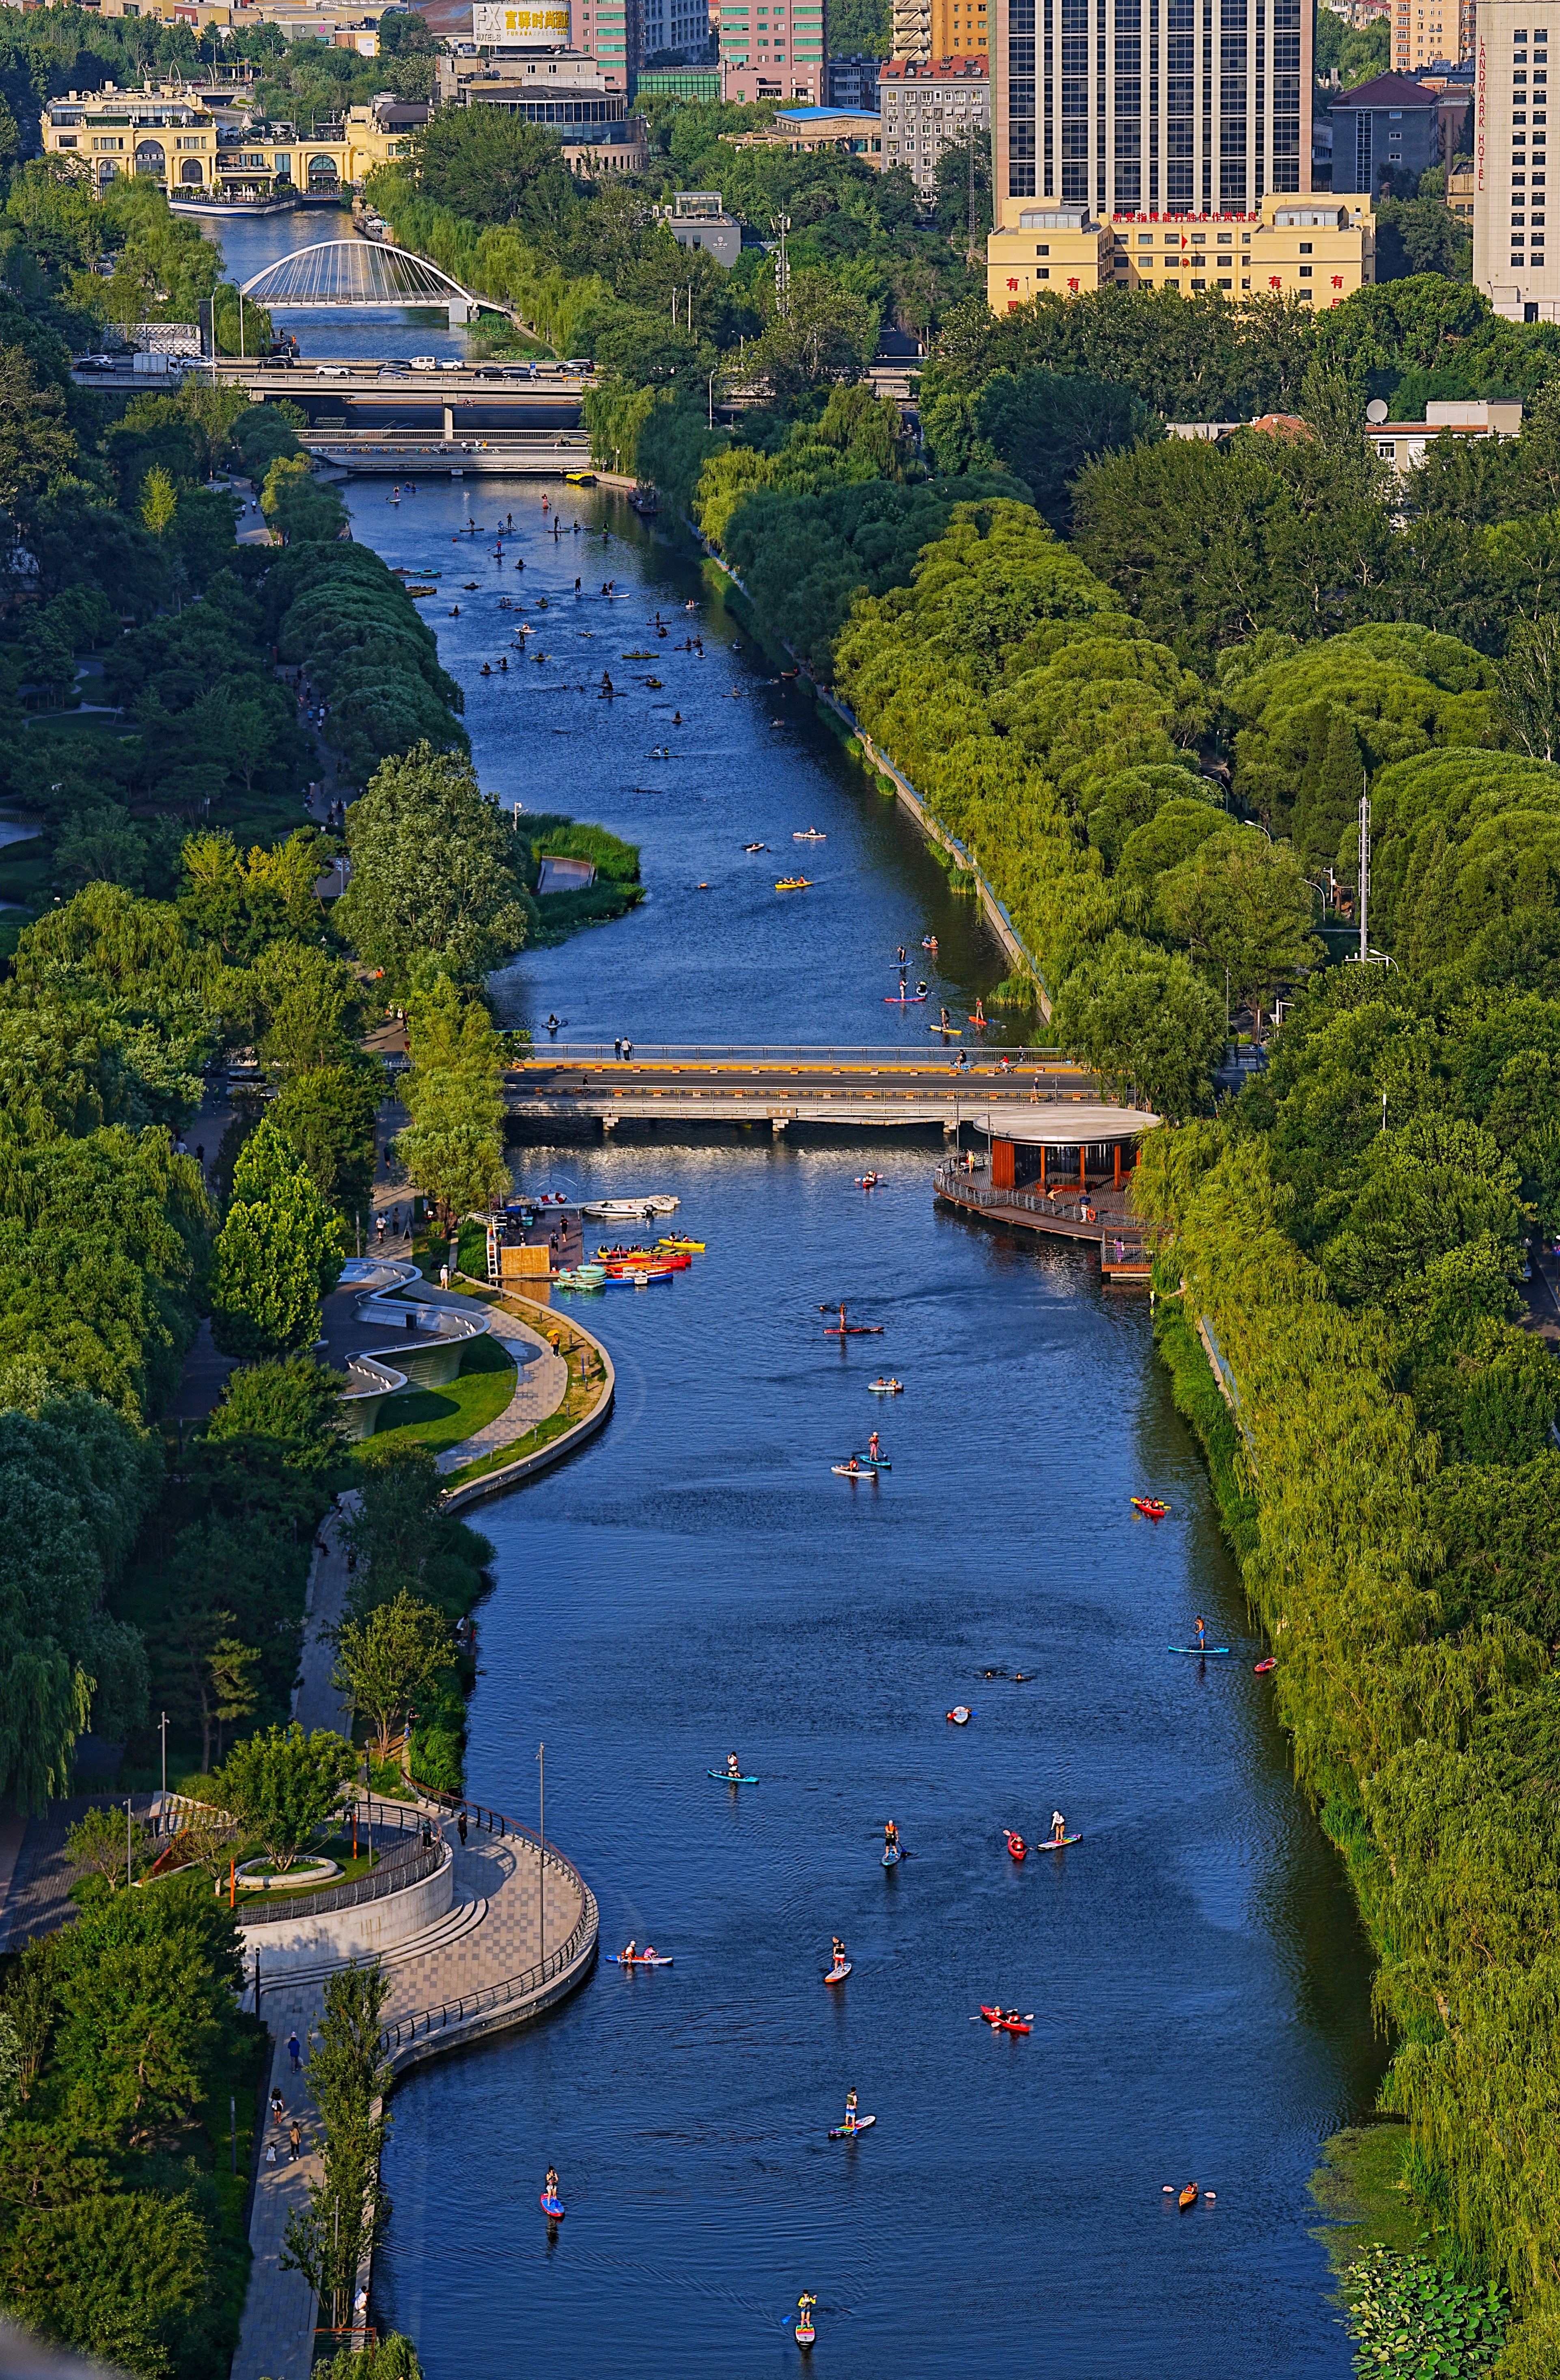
top-left (206, 219), bottom-right (1384, 2373)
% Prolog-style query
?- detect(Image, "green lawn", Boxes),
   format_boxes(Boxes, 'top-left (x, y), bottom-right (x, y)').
top-left (362, 1333), bottom-right (516, 1456)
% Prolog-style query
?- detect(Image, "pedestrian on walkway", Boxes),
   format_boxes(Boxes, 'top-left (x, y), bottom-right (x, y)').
top-left (288, 2121), bottom-right (302, 2163)
top-left (270, 2088), bottom-right (284, 2126)
top-left (288, 2031), bottom-right (301, 2073)
top-left (457, 1809), bottom-right (468, 1845)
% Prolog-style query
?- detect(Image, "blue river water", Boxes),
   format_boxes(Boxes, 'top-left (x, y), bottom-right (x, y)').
top-left (201, 222), bottom-right (1383, 2373)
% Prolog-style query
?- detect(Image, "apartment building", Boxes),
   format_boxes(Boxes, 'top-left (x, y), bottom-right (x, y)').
top-left (1391, 0), bottom-right (1473, 68)
top-left (1474, 2), bottom-right (1557, 315)
top-left (990, 0), bottom-right (1311, 232)
top-left (1329, 69), bottom-right (1441, 188)
top-left (892, 0), bottom-right (986, 58)
top-left (987, 188), bottom-right (1373, 302)
top-left (718, 0), bottom-right (825, 104)
top-left (827, 52), bottom-right (882, 105)
top-left (879, 57), bottom-right (990, 201)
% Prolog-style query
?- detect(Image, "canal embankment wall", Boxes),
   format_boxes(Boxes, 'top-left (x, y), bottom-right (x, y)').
top-left (687, 528), bottom-right (1054, 1019)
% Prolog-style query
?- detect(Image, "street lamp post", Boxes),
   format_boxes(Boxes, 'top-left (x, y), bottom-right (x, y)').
top-left (537, 1741), bottom-right (545, 1969)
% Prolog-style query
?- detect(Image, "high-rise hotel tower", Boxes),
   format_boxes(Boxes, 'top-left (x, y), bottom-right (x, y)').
top-left (991, 0), bottom-right (1312, 222)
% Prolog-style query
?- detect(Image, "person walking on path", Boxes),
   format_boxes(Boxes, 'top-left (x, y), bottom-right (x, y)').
top-left (288, 2031), bottom-right (301, 2074)
top-left (288, 2121), bottom-right (302, 2163)
top-left (457, 1809), bottom-right (468, 1846)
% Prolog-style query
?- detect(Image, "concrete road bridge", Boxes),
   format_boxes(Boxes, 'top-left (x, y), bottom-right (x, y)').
top-left (504, 1047), bottom-right (1114, 1135)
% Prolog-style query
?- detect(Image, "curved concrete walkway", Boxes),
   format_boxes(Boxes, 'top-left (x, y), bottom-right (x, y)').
top-left (236, 1515), bottom-right (596, 2380)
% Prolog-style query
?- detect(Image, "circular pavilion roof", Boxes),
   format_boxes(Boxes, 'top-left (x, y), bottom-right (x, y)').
top-left (972, 1101), bottom-right (1161, 1146)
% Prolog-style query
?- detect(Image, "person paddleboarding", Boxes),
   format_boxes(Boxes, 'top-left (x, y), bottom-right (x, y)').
top-left (725, 1751), bottom-right (743, 1779)
top-left (884, 1819), bottom-right (899, 1855)
top-left (842, 2088), bottom-right (859, 2134)
top-left (1050, 1809), bottom-right (1067, 1845)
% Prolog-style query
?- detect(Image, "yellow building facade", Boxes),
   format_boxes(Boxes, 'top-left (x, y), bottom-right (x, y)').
top-left (42, 85), bottom-right (413, 195)
top-left (988, 192), bottom-right (1374, 313)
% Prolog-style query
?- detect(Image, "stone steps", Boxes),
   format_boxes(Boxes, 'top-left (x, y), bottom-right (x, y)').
top-left (256, 1893), bottom-right (490, 1998)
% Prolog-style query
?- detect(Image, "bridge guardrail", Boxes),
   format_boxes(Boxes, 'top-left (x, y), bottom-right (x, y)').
top-left (505, 1044), bottom-right (1073, 1064)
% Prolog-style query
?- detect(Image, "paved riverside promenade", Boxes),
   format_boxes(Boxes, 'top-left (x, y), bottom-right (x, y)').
top-left (232, 1511), bottom-right (595, 2380)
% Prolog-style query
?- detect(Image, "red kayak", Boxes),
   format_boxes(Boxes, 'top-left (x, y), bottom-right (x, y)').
top-left (1004, 1830), bottom-right (1026, 1861)
top-left (1131, 1496), bottom-right (1170, 1520)
top-left (980, 2005), bottom-right (1033, 2034)
top-left (1254, 1657), bottom-right (1276, 1673)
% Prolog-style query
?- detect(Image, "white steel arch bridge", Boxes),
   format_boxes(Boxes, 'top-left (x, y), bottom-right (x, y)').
top-left (239, 241), bottom-right (491, 323)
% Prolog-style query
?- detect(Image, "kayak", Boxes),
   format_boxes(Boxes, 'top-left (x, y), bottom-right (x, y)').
top-left (1168, 1645), bottom-right (1232, 1657)
top-left (1179, 2183), bottom-right (1200, 2212)
top-left (1041, 1833), bottom-right (1081, 1850)
top-left (946, 1706), bottom-right (972, 1725)
top-left (1132, 1496), bottom-right (1170, 1519)
top-left (882, 1845), bottom-right (901, 1867)
top-left (540, 2193), bottom-right (565, 2219)
top-left (824, 1961), bottom-right (851, 1984)
top-left (1254, 1656), bottom-right (1276, 1673)
top-left (833, 1464), bottom-right (879, 1479)
top-left (658, 1236), bottom-right (705, 1251)
top-left (980, 2006), bottom-right (1033, 2034)
top-left (708, 1769), bottom-right (758, 1783)
top-left (1005, 1830), bottom-right (1026, 1861)
top-left (610, 1953), bottom-right (673, 1966)
top-left (827, 2115), bottom-right (875, 2139)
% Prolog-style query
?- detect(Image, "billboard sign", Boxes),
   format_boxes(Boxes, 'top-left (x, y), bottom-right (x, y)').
top-left (472, 3), bottom-right (572, 38)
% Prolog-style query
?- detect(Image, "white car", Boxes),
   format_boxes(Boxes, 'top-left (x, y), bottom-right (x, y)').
top-left (409, 355), bottom-right (438, 369)
top-left (314, 364), bottom-right (348, 377)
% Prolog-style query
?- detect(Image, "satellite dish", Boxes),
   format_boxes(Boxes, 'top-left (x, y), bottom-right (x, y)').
top-left (1366, 398), bottom-right (1389, 423)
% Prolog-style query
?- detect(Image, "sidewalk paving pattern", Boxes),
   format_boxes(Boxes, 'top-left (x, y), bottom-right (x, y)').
top-left (232, 1511), bottom-right (592, 2380)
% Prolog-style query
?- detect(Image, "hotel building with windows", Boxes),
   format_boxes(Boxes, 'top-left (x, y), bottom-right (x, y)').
top-left (1473, 1), bottom-right (1558, 315)
top-left (989, 0), bottom-right (1312, 233)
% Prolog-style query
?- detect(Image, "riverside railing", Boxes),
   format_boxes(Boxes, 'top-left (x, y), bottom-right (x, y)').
top-left (377, 1791), bottom-right (597, 2056)
top-left (238, 1837), bottom-right (444, 1928)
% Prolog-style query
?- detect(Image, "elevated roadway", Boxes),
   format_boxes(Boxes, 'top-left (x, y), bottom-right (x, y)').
top-left (504, 1048), bottom-right (1103, 1134)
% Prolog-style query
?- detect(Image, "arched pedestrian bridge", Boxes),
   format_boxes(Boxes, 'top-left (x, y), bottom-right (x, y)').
top-left (240, 240), bottom-right (489, 325)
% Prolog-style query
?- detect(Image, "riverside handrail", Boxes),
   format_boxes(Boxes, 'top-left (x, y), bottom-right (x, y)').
top-left (377, 1791), bottom-right (597, 2053)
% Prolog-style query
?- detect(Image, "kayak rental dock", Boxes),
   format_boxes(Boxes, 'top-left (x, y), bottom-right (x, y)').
top-left (933, 1100), bottom-right (1164, 1279)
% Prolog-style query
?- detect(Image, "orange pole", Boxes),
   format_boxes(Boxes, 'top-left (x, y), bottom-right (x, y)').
top-left (1114, 1143), bottom-right (1121, 1191)
top-left (1078, 1145), bottom-right (1086, 1192)
top-left (1040, 1145), bottom-right (1047, 1190)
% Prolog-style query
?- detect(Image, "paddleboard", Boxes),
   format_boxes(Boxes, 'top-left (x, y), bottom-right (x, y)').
top-left (946, 1705), bottom-right (973, 1725)
top-left (824, 1961), bottom-right (852, 1983)
top-left (1041, 1833), bottom-right (1082, 1850)
top-left (929, 1024), bottom-right (962, 1034)
top-left (1167, 1645), bottom-right (1232, 1656)
top-left (883, 992), bottom-right (928, 1003)
top-left (833, 1464), bottom-right (878, 1478)
top-left (708, 1769), bottom-right (758, 1782)
top-left (825, 1326), bottom-right (885, 1335)
top-left (827, 2115), bottom-right (876, 2138)
top-left (540, 2193), bottom-right (565, 2219)
top-left (882, 1845), bottom-right (901, 1866)
top-left (609, 1954), bottom-right (674, 1965)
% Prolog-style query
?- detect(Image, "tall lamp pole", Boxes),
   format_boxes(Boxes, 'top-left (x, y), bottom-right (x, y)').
top-left (537, 1741), bottom-right (545, 1969)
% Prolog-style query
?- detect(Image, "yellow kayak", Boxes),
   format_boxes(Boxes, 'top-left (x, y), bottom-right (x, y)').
top-left (659, 1235), bottom-right (705, 1251)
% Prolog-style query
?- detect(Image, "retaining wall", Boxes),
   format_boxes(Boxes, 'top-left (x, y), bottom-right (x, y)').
top-left (239, 1841), bottom-right (453, 1975)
